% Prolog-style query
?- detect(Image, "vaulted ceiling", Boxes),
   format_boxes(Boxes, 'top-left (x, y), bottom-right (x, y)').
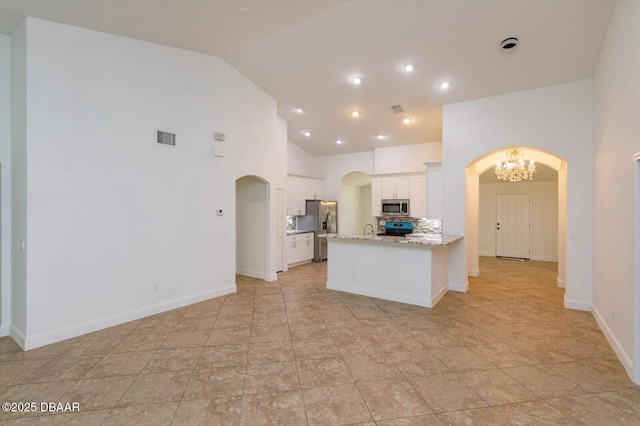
top-left (0, 0), bottom-right (615, 156)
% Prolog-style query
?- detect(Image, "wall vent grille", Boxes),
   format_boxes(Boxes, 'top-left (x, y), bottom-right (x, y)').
top-left (157, 130), bottom-right (176, 147)
top-left (391, 105), bottom-right (404, 113)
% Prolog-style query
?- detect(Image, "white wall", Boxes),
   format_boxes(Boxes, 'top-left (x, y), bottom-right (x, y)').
top-left (592, 0), bottom-right (640, 383)
top-left (10, 21), bottom-right (27, 341)
top-left (315, 151), bottom-right (374, 201)
top-left (479, 181), bottom-right (558, 262)
top-left (287, 140), bottom-right (318, 177)
top-left (0, 34), bottom-right (11, 336)
top-left (236, 177), bottom-right (267, 279)
top-left (374, 142), bottom-right (442, 174)
top-left (13, 18), bottom-right (286, 349)
top-left (443, 80), bottom-right (594, 309)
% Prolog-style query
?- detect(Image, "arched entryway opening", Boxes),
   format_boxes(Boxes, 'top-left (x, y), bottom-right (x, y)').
top-left (339, 172), bottom-right (373, 235)
top-left (465, 147), bottom-right (568, 288)
top-left (235, 175), bottom-right (270, 280)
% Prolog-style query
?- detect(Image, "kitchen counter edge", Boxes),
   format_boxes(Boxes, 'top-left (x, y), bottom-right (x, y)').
top-left (323, 234), bottom-right (463, 247)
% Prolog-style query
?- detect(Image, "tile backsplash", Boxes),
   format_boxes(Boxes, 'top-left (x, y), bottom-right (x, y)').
top-left (375, 217), bottom-right (442, 234)
top-left (286, 216), bottom-right (297, 230)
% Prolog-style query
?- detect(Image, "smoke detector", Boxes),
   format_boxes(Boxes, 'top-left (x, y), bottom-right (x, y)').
top-left (501, 37), bottom-right (519, 50)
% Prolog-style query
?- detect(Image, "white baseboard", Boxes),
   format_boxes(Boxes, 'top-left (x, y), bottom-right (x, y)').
top-left (448, 280), bottom-right (469, 293)
top-left (531, 255), bottom-right (559, 262)
top-left (468, 268), bottom-right (479, 277)
top-left (22, 286), bottom-right (236, 350)
top-left (265, 273), bottom-right (278, 282)
top-left (563, 295), bottom-right (591, 311)
top-left (327, 281), bottom-right (436, 308)
top-left (557, 277), bottom-right (566, 288)
top-left (236, 268), bottom-right (269, 280)
top-left (478, 251), bottom-right (494, 257)
top-left (10, 325), bottom-right (26, 350)
top-left (431, 284), bottom-right (448, 307)
top-left (592, 305), bottom-right (636, 384)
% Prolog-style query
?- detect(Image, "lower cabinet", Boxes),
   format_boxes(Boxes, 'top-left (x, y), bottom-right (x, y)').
top-left (286, 233), bottom-right (314, 266)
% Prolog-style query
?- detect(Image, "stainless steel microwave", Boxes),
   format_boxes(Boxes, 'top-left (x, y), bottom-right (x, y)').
top-left (381, 199), bottom-right (410, 216)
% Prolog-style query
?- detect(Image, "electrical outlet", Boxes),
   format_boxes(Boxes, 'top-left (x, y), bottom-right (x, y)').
top-left (153, 284), bottom-right (159, 293)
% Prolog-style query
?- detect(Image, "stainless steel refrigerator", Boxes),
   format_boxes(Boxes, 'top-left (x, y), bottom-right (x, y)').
top-left (297, 200), bottom-right (337, 262)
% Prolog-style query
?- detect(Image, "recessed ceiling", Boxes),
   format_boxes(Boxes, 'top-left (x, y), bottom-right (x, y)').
top-left (0, 0), bottom-right (615, 156)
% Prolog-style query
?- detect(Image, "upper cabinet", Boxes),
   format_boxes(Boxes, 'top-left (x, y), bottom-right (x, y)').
top-left (381, 176), bottom-right (410, 199)
top-left (409, 175), bottom-right (426, 218)
top-left (286, 175), bottom-right (324, 216)
top-left (371, 177), bottom-right (382, 216)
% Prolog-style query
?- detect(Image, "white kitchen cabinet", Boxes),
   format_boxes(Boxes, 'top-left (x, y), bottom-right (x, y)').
top-left (286, 233), bottom-right (314, 266)
top-left (409, 174), bottom-right (427, 218)
top-left (371, 177), bottom-right (382, 216)
top-left (305, 178), bottom-right (324, 201)
top-left (304, 233), bottom-right (314, 260)
top-left (286, 175), bottom-right (325, 216)
top-left (293, 177), bottom-right (306, 215)
top-left (381, 176), bottom-right (410, 199)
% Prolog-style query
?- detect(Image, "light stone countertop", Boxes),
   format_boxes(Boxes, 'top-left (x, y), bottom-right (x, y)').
top-left (286, 230), bottom-right (315, 235)
top-left (324, 233), bottom-right (463, 247)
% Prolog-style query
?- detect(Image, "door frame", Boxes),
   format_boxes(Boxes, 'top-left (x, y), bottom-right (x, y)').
top-left (634, 151), bottom-right (640, 384)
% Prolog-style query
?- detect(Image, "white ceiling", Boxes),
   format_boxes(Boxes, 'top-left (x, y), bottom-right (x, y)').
top-left (0, 0), bottom-right (615, 156)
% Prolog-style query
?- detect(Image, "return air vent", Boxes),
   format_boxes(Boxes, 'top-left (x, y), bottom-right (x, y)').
top-left (391, 105), bottom-right (404, 113)
top-left (157, 130), bottom-right (176, 147)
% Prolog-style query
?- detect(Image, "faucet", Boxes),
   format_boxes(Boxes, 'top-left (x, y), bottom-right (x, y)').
top-left (364, 223), bottom-right (374, 235)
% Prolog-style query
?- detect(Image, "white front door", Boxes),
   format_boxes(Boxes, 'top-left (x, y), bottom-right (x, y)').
top-left (496, 193), bottom-right (530, 259)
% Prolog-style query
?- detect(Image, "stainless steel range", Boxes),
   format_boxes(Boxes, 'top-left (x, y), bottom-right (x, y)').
top-left (378, 221), bottom-right (413, 237)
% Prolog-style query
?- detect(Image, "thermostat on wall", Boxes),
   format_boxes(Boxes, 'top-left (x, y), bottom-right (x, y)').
top-left (213, 148), bottom-right (226, 157)
top-left (214, 132), bottom-right (225, 141)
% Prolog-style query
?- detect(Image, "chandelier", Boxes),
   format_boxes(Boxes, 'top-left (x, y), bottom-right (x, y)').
top-left (494, 149), bottom-right (536, 182)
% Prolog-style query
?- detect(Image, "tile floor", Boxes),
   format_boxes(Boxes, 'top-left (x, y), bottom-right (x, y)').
top-left (0, 257), bottom-right (638, 425)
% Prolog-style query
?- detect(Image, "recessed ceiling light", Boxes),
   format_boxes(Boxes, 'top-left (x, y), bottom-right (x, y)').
top-left (439, 81), bottom-right (450, 90)
top-left (303, 131), bottom-right (311, 137)
top-left (238, 7), bottom-right (252, 14)
top-left (403, 118), bottom-right (412, 124)
top-left (376, 134), bottom-right (385, 139)
top-left (352, 77), bottom-right (362, 85)
top-left (295, 107), bottom-right (304, 113)
top-left (404, 64), bottom-right (415, 72)
top-left (351, 110), bottom-right (361, 118)
top-left (336, 139), bottom-right (343, 145)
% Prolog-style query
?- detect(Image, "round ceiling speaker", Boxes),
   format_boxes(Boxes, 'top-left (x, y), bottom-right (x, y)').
top-left (501, 37), bottom-right (519, 50)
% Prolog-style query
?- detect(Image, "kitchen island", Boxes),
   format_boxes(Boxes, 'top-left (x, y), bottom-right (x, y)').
top-left (324, 233), bottom-right (463, 308)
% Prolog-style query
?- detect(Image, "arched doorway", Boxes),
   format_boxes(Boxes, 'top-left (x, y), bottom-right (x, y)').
top-left (465, 147), bottom-right (568, 288)
top-left (235, 175), bottom-right (270, 280)
top-left (339, 172), bottom-right (373, 235)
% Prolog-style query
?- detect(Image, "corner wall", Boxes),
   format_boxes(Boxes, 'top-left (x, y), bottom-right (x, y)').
top-left (14, 18), bottom-right (286, 349)
top-left (0, 34), bottom-right (12, 336)
top-left (592, 0), bottom-right (640, 383)
top-left (442, 80), bottom-right (594, 308)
